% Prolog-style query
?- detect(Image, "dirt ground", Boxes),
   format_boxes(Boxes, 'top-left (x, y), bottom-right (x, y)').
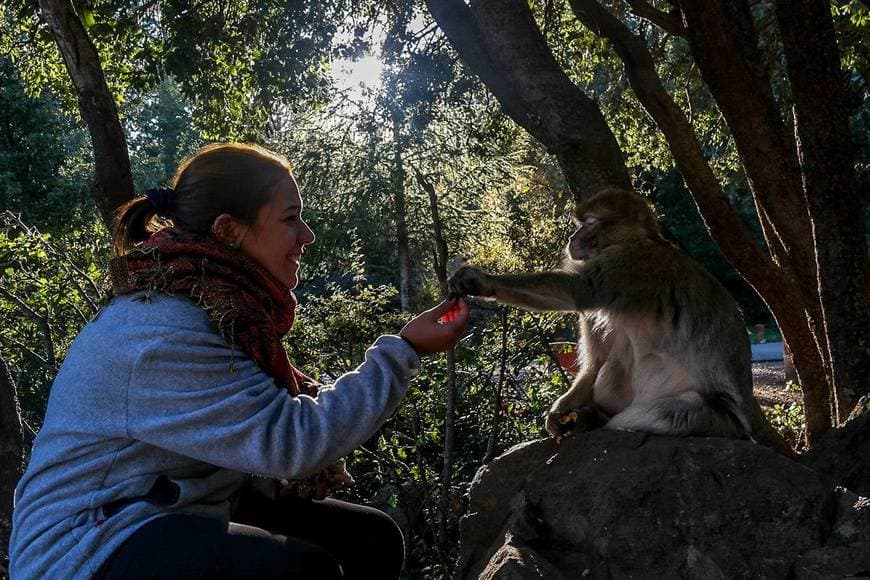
top-left (752, 361), bottom-right (802, 409)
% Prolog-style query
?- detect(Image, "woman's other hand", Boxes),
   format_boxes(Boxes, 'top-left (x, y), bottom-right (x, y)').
top-left (399, 298), bottom-right (469, 356)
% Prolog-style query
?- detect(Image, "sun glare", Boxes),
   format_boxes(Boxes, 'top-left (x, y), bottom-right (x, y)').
top-left (331, 55), bottom-right (384, 98)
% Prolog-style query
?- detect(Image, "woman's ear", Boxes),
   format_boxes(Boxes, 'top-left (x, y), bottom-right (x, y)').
top-left (211, 214), bottom-right (244, 248)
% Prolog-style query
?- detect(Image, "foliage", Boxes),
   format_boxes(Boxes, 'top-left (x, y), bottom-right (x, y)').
top-left (765, 399), bottom-right (805, 449)
top-left (125, 77), bottom-right (204, 191)
top-left (1, 0), bottom-right (358, 140)
top-left (0, 212), bottom-right (109, 431)
top-left (0, 59), bottom-right (94, 231)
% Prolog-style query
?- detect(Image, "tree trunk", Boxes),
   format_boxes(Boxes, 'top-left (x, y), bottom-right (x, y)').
top-left (425, 0), bottom-right (632, 198)
top-left (414, 169), bottom-right (459, 548)
top-left (672, 0), bottom-right (838, 438)
top-left (37, 0), bottom-right (134, 226)
top-left (775, 0), bottom-right (870, 417)
top-left (0, 354), bottom-right (25, 561)
top-left (391, 109), bottom-right (413, 311)
top-left (485, 308), bottom-right (509, 463)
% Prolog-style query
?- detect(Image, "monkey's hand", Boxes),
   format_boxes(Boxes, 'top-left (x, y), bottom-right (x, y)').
top-left (447, 266), bottom-right (495, 298)
top-left (546, 403), bottom-right (606, 441)
top-left (546, 408), bottom-right (578, 441)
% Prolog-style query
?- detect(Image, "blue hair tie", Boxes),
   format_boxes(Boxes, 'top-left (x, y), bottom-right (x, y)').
top-left (145, 187), bottom-right (175, 217)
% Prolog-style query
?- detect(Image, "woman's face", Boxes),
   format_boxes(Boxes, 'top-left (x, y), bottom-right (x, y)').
top-left (239, 175), bottom-right (315, 288)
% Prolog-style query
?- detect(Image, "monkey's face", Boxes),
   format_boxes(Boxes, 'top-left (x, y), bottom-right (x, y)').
top-left (567, 213), bottom-right (602, 260)
top-left (567, 190), bottom-right (661, 260)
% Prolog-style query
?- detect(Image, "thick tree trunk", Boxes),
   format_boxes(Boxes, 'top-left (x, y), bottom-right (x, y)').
top-left (426, 0), bottom-right (632, 198)
top-left (0, 355), bottom-right (25, 561)
top-left (676, 0), bottom-right (816, 289)
top-left (775, 0), bottom-right (870, 417)
top-left (674, 0), bottom-right (837, 437)
top-left (37, 0), bottom-right (134, 226)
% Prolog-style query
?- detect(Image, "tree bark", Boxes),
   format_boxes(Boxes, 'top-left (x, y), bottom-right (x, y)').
top-left (775, 0), bottom-right (870, 417)
top-left (425, 0), bottom-right (632, 198)
top-left (0, 354), bottom-right (25, 557)
top-left (37, 0), bottom-right (134, 226)
top-left (673, 0), bottom-right (836, 434)
top-left (676, 0), bottom-right (816, 289)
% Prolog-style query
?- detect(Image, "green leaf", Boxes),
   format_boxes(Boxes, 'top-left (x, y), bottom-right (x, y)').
top-left (81, 9), bottom-right (95, 28)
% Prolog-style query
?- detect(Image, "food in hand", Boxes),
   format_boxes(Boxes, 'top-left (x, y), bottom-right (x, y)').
top-left (438, 299), bottom-right (464, 324)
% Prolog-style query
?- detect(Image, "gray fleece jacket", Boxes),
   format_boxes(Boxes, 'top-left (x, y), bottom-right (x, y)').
top-left (8, 292), bottom-right (420, 579)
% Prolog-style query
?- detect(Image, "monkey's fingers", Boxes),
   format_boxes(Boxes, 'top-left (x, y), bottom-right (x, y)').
top-left (559, 411), bottom-right (579, 424)
top-left (546, 409), bottom-right (578, 440)
top-left (554, 430), bottom-right (574, 445)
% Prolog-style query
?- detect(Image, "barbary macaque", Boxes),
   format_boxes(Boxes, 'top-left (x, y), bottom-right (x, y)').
top-left (449, 189), bottom-right (773, 444)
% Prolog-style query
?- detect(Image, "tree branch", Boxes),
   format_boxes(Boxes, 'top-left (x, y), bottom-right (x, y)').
top-left (625, 0), bottom-right (686, 35)
top-left (426, 0), bottom-right (632, 198)
top-left (0, 336), bottom-right (55, 373)
top-left (0, 287), bottom-right (43, 324)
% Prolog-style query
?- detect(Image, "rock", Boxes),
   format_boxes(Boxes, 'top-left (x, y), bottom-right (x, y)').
top-left (457, 431), bottom-right (868, 579)
top-left (792, 543), bottom-right (870, 579)
top-left (478, 536), bottom-right (568, 580)
top-left (801, 406), bottom-right (870, 497)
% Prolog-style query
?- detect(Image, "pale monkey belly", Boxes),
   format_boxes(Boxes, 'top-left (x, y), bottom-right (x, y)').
top-left (590, 321), bottom-right (695, 416)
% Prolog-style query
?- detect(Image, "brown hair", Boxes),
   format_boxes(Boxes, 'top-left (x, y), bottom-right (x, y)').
top-left (112, 143), bottom-right (293, 255)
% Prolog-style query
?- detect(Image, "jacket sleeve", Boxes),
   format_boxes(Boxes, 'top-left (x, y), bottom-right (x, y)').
top-left (126, 329), bottom-right (420, 479)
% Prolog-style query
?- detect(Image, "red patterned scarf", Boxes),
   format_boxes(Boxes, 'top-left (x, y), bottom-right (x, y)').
top-left (109, 227), bottom-right (316, 397)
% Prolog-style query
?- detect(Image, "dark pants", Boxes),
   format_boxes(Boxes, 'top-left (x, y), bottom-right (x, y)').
top-left (96, 489), bottom-right (405, 579)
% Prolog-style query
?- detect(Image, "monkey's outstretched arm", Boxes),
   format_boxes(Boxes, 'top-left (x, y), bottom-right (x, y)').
top-left (488, 272), bottom-right (588, 311)
top-left (448, 267), bottom-right (596, 312)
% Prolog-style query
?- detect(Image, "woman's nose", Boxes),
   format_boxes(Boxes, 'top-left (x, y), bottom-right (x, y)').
top-left (301, 220), bottom-right (316, 245)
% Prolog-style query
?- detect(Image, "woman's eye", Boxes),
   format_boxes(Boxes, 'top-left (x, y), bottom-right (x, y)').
top-left (584, 216), bottom-right (598, 226)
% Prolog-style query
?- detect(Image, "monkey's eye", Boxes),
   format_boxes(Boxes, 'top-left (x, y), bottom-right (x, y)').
top-left (583, 215), bottom-right (599, 226)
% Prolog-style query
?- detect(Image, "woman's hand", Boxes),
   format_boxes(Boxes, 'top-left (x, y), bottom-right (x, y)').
top-left (399, 298), bottom-right (469, 356)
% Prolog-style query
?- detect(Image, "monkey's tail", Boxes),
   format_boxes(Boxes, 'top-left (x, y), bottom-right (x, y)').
top-left (605, 391), bottom-right (750, 439)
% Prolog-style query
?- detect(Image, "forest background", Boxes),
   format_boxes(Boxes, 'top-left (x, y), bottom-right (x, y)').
top-left (0, 0), bottom-right (867, 577)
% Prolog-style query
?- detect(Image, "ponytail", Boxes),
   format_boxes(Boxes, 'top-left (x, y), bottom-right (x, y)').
top-left (112, 197), bottom-right (161, 256)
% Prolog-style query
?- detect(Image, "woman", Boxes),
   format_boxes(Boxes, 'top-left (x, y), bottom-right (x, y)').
top-left (8, 143), bottom-right (468, 579)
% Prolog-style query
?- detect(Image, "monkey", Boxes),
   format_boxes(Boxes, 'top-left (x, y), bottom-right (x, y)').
top-left (448, 188), bottom-right (776, 445)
